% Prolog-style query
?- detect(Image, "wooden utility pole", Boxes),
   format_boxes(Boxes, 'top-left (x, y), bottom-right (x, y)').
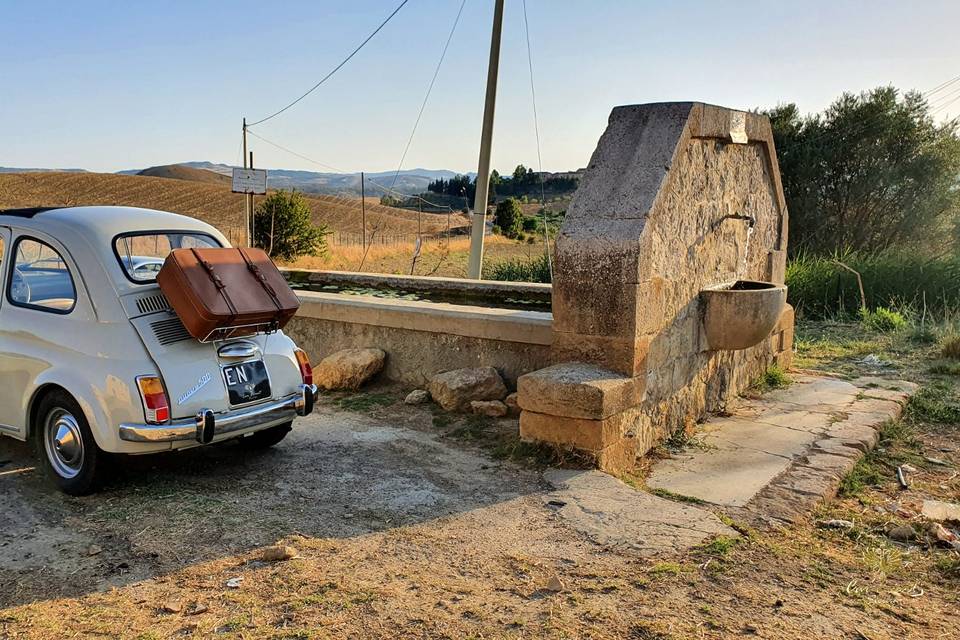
top-left (249, 150), bottom-right (255, 248)
top-left (242, 118), bottom-right (251, 247)
top-left (466, 0), bottom-right (504, 280)
top-left (361, 171), bottom-right (366, 250)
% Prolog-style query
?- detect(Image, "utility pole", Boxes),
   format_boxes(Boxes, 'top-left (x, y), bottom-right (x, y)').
top-left (466, 0), bottom-right (504, 280)
top-left (361, 171), bottom-right (366, 250)
top-left (242, 118), bottom-right (251, 247)
top-left (249, 150), bottom-right (255, 247)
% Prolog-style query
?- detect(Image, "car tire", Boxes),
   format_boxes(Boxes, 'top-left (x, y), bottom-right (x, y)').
top-left (240, 422), bottom-right (292, 449)
top-left (33, 390), bottom-right (109, 496)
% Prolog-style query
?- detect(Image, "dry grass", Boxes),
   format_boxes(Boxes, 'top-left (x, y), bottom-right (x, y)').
top-left (285, 234), bottom-right (547, 278)
top-left (0, 172), bottom-right (468, 245)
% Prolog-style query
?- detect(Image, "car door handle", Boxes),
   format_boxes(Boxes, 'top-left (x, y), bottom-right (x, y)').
top-left (217, 340), bottom-right (260, 359)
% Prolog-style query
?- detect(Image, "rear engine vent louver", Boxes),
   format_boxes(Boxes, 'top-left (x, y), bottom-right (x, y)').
top-left (136, 293), bottom-right (171, 315)
top-left (150, 316), bottom-right (192, 346)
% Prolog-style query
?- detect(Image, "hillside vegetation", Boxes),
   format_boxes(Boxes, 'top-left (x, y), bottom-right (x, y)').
top-left (0, 171), bottom-right (468, 246)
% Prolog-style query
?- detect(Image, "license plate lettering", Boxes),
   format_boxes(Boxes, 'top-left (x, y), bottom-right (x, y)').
top-left (222, 360), bottom-right (270, 405)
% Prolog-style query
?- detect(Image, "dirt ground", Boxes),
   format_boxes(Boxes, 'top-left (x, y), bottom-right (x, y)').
top-left (1, 323), bottom-right (958, 639)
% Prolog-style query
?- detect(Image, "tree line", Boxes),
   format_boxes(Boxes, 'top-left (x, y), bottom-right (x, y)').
top-left (426, 164), bottom-right (578, 202)
top-left (765, 86), bottom-right (960, 257)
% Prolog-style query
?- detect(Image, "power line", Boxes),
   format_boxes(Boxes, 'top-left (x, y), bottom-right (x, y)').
top-left (359, 0), bottom-right (468, 270)
top-left (244, 128), bottom-right (456, 210)
top-left (247, 0), bottom-right (411, 127)
top-left (522, 0), bottom-right (552, 281)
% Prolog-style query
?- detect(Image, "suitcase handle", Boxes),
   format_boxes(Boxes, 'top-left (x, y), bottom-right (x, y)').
top-left (191, 248), bottom-right (239, 322)
top-left (239, 248), bottom-right (284, 313)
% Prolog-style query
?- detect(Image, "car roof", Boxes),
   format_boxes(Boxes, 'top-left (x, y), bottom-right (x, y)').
top-left (0, 206), bottom-right (230, 296)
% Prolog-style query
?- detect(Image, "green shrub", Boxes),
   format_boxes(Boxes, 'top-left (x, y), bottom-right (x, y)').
top-left (491, 225), bottom-right (502, 235)
top-left (488, 254), bottom-right (551, 283)
top-left (494, 198), bottom-right (523, 237)
top-left (253, 190), bottom-right (329, 261)
top-left (521, 216), bottom-right (538, 232)
top-left (859, 307), bottom-right (909, 333)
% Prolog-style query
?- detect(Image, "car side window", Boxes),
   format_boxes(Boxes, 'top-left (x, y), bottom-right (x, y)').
top-left (9, 238), bottom-right (77, 313)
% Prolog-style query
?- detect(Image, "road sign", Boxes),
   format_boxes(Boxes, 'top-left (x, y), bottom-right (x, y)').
top-left (231, 168), bottom-right (267, 194)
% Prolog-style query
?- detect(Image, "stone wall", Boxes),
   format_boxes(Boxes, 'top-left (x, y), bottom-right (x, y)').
top-left (286, 290), bottom-right (552, 387)
top-left (519, 102), bottom-right (794, 471)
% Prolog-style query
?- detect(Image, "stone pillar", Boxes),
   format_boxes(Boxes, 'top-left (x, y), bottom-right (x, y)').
top-left (518, 102), bottom-right (794, 472)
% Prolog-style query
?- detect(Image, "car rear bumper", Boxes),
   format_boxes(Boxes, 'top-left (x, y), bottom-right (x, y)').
top-left (118, 384), bottom-right (318, 444)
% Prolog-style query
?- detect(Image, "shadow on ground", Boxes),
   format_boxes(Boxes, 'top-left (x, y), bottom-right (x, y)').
top-left (0, 401), bottom-right (544, 608)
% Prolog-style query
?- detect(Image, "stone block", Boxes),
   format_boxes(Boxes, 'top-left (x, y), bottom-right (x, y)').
top-left (519, 410), bottom-right (625, 452)
top-left (551, 332), bottom-right (651, 377)
top-left (517, 362), bottom-right (644, 420)
top-left (428, 367), bottom-right (507, 412)
top-left (314, 348), bottom-right (386, 391)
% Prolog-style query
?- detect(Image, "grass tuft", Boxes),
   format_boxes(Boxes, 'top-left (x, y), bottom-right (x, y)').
top-left (942, 334), bottom-right (960, 360)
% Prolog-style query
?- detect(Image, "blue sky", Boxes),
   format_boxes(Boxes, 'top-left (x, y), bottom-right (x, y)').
top-left (2, 0), bottom-right (959, 174)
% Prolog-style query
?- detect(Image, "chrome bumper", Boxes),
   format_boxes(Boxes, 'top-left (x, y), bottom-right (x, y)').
top-left (119, 384), bottom-right (318, 444)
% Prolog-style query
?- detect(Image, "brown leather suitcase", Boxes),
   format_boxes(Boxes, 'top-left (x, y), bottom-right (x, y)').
top-left (157, 247), bottom-right (300, 341)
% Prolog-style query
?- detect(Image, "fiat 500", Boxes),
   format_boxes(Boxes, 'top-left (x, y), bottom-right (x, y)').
top-left (0, 206), bottom-right (317, 495)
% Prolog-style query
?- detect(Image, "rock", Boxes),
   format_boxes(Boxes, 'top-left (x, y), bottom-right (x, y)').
top-left (225, 577), bottom-right (244, 589)
top-left (543, 575), bottom-right (565, 593)
top-left (470, 400), bottom-right (508, 418)
top-left (85, 544), bottom-right (103, 556)
top-left (404, 389), bottom-right (430, 405)
top-left (261, 545), bottom-right (297, 562)
top-left (928, 522), bottom-right (958, 547)
top-left (161, 600), bottom-right (182, 614)
top-left (428, 367), bottom-right (507, 412)
top-left (314, 348), bottom-right (386, 391)
top-left (818, 519), bottom-right (854, 530)
top-left (186, 602), bottom-right (208, 616)
top-left (504, 392), bottom-right (520, 416)
top-left (921, 500), bottom-right (960, 523)
top-left (887, 524), bottom-right (916, 542)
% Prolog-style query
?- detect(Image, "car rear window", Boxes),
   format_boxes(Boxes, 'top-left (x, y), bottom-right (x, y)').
top-left (114, 232), bottom-right (221, 283)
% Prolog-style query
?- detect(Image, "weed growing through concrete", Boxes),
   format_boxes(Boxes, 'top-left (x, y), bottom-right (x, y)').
top-left (647, 487), bottom-right (709, 506)
top-left (753, 364), bottom-right (791, 393)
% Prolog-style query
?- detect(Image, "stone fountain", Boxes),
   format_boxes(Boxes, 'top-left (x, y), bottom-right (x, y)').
top-left (517, 102), bottom-right (794, 472)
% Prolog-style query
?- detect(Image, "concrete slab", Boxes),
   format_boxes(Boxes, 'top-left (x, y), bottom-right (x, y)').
top-left (544, 469), bottom-right (737, 554)
top-left (647, 446), bottom-right (793, 507)
top-left (646, 374), bottom-right (911, 511)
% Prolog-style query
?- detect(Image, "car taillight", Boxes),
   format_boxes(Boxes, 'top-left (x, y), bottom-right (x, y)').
top-left (136, 376), bottom-right (170, 424)
top-left (294, 349), bottom-right (313, 385)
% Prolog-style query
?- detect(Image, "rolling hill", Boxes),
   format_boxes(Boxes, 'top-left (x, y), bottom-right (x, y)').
top-left (0, 171), bottom-right (470, 246)
top-left (137, 164), bottom-right (231, 185)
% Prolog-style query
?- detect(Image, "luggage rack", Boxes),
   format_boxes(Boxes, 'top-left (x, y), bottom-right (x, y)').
top-left (199, 320), bottom-right (280, 344)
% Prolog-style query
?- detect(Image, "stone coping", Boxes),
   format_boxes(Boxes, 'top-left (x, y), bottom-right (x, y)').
top-left (283, 269), bottom-right (552, 302)
top-left (295, 289), bottom-right (553, 346)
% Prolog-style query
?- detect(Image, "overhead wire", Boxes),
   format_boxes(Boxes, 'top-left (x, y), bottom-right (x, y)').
top-left (358, 0), bottom-right (468, 270)
top-left (521, 0), bottom-right (552, 281)
top-left (248, 0), bottom-right (411, 127)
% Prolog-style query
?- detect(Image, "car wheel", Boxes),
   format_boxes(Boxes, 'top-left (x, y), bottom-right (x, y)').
top-left (33, 390), bottom-right (108, 495)
top-left (240, 422), bottom-right (292, 449)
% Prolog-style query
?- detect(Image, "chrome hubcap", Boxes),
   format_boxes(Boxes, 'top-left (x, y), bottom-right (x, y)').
top-left (44, 409), bottom-right (84, 479)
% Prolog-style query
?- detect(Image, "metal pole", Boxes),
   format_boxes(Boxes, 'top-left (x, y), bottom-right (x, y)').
top-left (466, 0), bottom-right (504, 280)
top-left (242, 118), bottom-right (250, 248)
top-left (361, 171), bottom-right (366, 251)
top-left (249, 151), bottom-right (255, 248)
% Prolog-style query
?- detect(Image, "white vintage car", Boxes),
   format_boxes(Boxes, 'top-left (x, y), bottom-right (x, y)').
top-left (0, 206), bottom-right (318, 495)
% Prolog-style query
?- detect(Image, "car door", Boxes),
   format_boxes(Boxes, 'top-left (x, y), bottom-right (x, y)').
top-left (0, 231), bottom-right (92, 436)
top-left (0, 225), bottom-right (15, 437)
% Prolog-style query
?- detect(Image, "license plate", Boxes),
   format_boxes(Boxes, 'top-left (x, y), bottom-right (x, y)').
top-left (221, 360), bottom-right (271, 406)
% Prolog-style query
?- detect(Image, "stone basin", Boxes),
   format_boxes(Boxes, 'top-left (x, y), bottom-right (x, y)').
top-left (700, 280), bottom-right (787, 351)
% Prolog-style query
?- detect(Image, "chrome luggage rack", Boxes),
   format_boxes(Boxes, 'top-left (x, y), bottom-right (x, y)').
top-left (198, 320), bottom-right (280, 344)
